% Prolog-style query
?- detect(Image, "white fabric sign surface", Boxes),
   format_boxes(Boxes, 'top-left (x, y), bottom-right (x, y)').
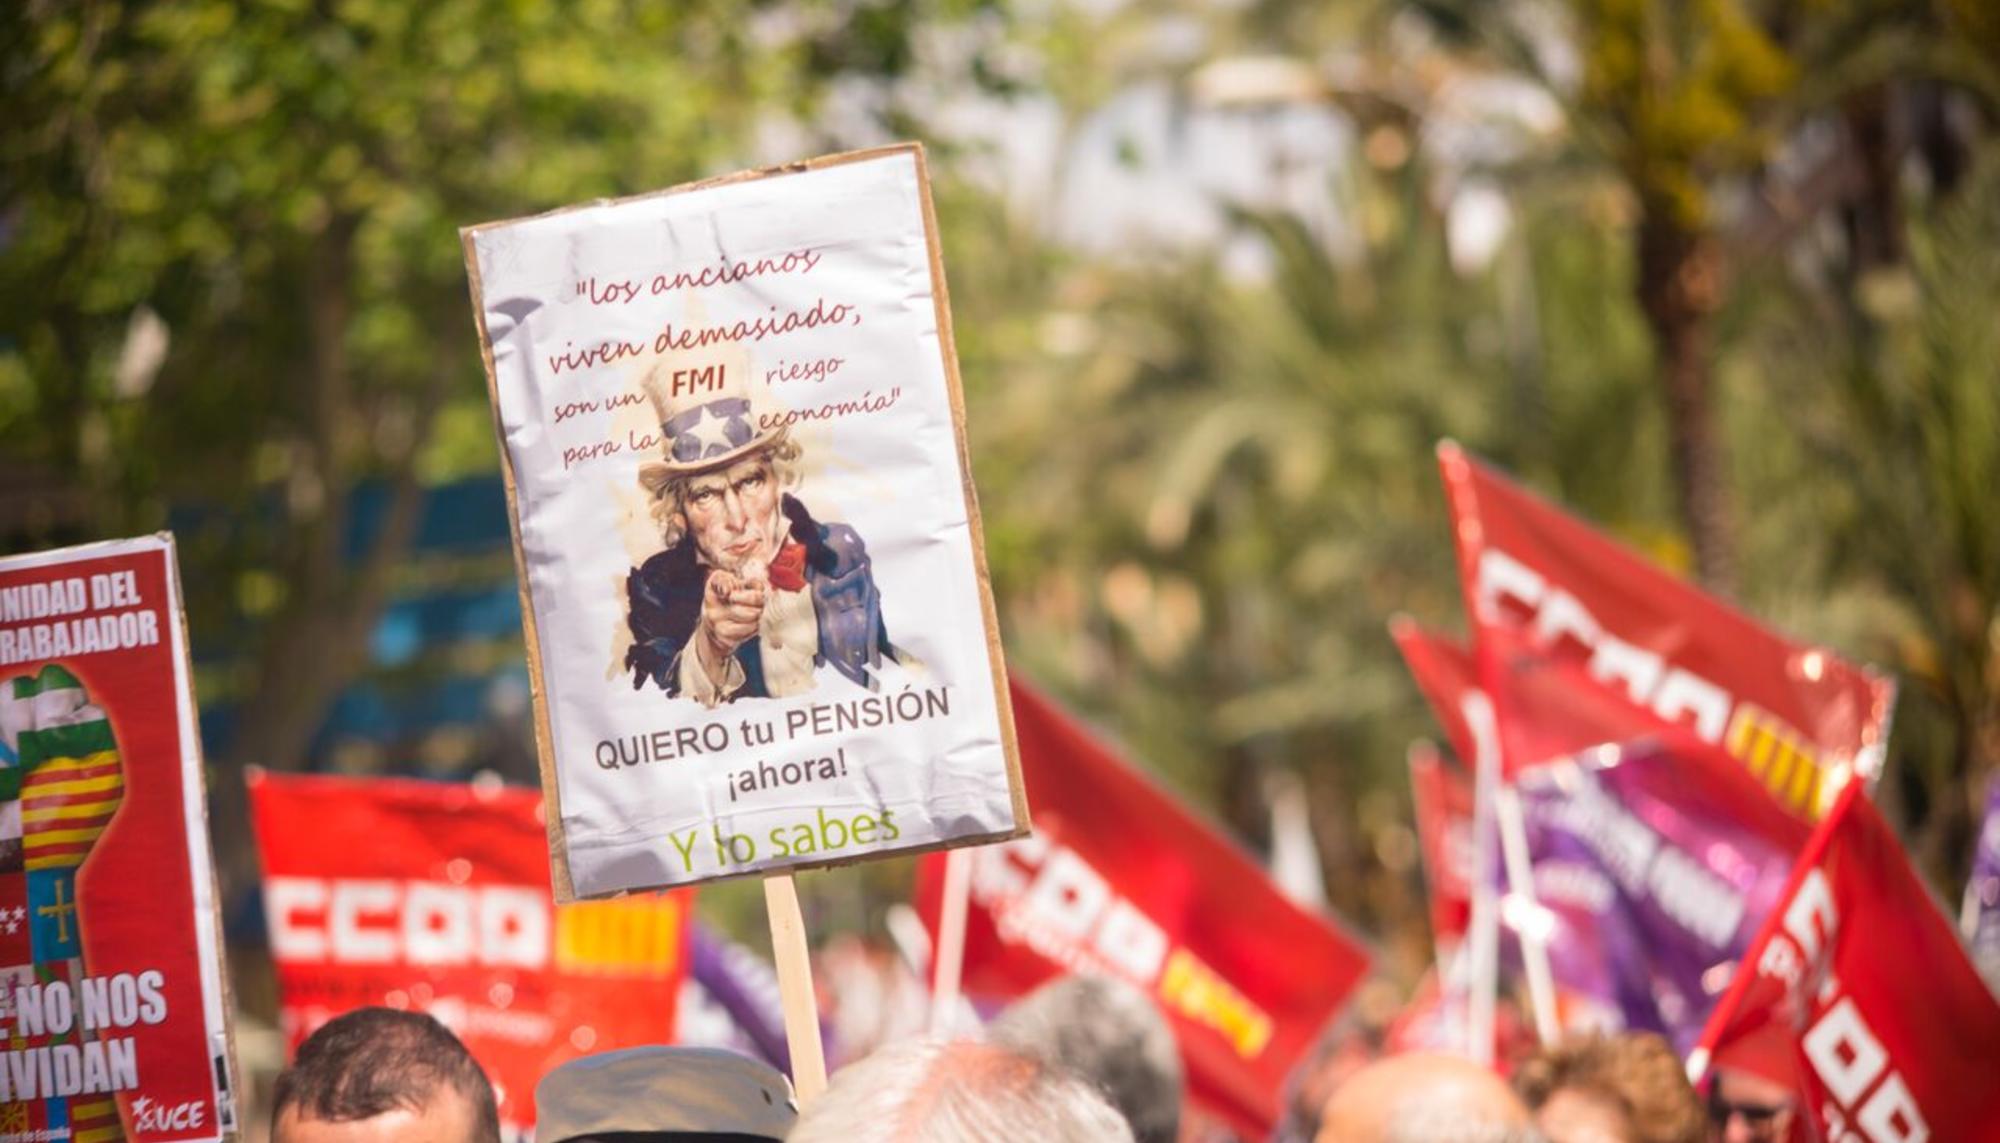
top-left (465, 146), bottom-right (1022, 897)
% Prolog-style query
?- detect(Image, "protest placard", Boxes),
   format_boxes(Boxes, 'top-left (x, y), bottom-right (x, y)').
top-left (248, 773), bottom-right (686, 1137)
top-left (916, 680), bottom-right (1370, 1140)
top-left (460, 144), bottom-right (1025, 901)
top-left (0, 536), bottom-right (236, 1141)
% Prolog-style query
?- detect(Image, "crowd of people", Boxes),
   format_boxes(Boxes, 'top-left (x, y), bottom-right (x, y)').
top-left (272, 976), bottom-right (1786, 1143)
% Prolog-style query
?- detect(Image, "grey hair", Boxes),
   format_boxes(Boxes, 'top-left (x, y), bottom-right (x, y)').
top-left (645, 436), bottom-right (803, 549)
top-left (788, 1038), bottom-right (1135, 1143)
top-left (1384, 1103), bottom-right (1551, 1143)
top-left (988, 975), bottom-right (1182, 1143)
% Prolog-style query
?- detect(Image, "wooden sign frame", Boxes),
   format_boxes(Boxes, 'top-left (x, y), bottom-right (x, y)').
top-left (461, 143), bottom-right (1027, 903)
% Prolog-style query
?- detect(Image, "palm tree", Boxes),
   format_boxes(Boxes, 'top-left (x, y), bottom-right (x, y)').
top-left (1731, 156), bottom-right (2000, 883)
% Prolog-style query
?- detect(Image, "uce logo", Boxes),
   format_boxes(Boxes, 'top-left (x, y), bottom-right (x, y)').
top-left (132, 1097), bottom-right (206, 1134)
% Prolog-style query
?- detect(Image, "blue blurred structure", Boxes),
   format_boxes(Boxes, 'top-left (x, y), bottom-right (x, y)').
top-left (183, 475), bottom-right (539, 775)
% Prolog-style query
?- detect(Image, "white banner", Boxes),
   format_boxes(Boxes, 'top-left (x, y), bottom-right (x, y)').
top-left (463, 145), bottom-right (1024, 897)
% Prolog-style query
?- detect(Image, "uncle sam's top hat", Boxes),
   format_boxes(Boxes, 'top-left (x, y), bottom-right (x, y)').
top-left (636, 355), bottom-right (788, 495)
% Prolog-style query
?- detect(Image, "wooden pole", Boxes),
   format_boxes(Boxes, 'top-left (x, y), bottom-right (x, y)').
top-left (764, 873), bottom-right (828, 1102)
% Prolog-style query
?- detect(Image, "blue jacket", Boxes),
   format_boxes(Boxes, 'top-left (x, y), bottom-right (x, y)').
top-left (625, 495), bottom-right (892, 700)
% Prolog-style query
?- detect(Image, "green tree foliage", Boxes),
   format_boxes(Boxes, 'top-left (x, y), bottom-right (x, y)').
top-left (940, 0), bottom-right (1999, 926)
top-left (1421, 0), bottom-right (1966, 593)
top-left (1725, 157), bottom-right (2000, 879)
top-left (940, 121), bottom-right (1673, 945)
top-left (0, 0), bottom-right (959, 887)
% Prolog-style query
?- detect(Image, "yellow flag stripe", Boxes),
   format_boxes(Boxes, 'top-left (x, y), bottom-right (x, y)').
top-left (23, 798), bottom-right (122, 824)
top-left (1726, 712), bottom-right (1756, 761)
top-left (21, 774), bottom-right (123, 799)
top-left (25, 750), bottom-right (118, 777)
top-left (1765, 739), bottom-right (1798, 799)
top-left (1789, 750), bottom-right (1820, 809)
top-left (29, 854), bottom-right (92, 871)
top-left (25, 825), bottom-right (109, 847)
top-left (1744, 723), bottom-right (1778, 780)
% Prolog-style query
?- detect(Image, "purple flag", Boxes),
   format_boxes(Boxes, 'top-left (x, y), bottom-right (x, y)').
top-left (678, 921), bottom-right (828, 1069)
top-left (1508, 737), bottom-right (1809, 1053)
top-left (1965, 773), bottom-right (2000, 997)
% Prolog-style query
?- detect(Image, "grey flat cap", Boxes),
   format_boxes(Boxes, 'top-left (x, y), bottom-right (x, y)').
top-left (534, 1046), bottom-right (797, 1143)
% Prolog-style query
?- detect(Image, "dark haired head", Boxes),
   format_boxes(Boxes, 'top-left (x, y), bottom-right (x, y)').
top-left (988, 975), bottom-right (1182, 1143)
top-left (273, 1008), bottom-right (500, 1143)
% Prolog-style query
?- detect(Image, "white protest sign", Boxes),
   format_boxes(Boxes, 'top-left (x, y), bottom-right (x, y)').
top-left (463, 145), bottom-right (1026, 898)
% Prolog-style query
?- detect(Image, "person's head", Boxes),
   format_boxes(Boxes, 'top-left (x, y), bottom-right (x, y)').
top-left (1275, 1001), bottom-right (1392, 1142)
top-left (1317, 1053), bottom-right (1544, 1143)
top-left (272, 1008), bottom-right (499, 1143)
top-left (788, 1038), bottom-right (1135, 1142)
top-left (533, 1046), bottom-right (795, 1143)
top-left (638, 360), bottom-right (801, 567)
top-left (1704, 1067), bottom-right (1795, 1143)
top-left (988, 974), bottom-right (1183, 1143)
top-left (1514, 1034), bottom-right (1704, 1143)
top-left (643, 442), bottom-right (804, 568)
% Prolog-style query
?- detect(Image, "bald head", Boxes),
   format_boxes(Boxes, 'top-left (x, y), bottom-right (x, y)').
top-left (790, 1038), bottom-right (1133, 1142)
top-left (1317, 1054), bottom-right (1539, 1143)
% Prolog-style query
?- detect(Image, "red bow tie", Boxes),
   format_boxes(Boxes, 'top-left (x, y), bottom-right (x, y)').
top-left (767, 540), bottom-right (808, 592)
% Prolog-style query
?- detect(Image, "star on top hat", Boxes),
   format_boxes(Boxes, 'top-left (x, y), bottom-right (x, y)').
top-left (637, 356), bottom-right (786, 493)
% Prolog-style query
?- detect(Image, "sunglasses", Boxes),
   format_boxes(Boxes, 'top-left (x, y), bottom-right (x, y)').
top-left (1707, 1088), bottom-right (1792, 1126)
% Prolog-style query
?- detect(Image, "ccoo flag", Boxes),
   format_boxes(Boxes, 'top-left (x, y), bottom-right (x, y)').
top-left (1391, 622), bottom-right (1811, 1051)
top-left (250, 773), bottom-right (687, 1137)
top-left (1437, 443), bottom-right (1894, 816)
top-left (1392, 617), bottom-right (1676, 782)
top-left (1693, 780), bottom-right (2000, 1142)
top-left (916, 679), bottom-right (1370, 1141)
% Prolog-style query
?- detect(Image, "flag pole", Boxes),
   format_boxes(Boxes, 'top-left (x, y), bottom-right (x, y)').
top-left (1408, 741), bottom-right (1468, 1046)
top-left (930, 847), bottom-right (972, 1034)
top-left (1463, 693), bottom-right (1501, 1065)
top-left (1496, 784), bottom-right (1559, 1043)
top-left (764, 873), bottom-right (828, 1102)
top-left (1685, 777), bottom-right (1860, 1084)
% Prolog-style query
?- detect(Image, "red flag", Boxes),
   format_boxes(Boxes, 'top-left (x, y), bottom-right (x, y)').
top-left (1407, 742), bottom-right (1474, 949)
top-left (916, 680), bottom-right (1371, 1140)
top-left (1391, 617), bottom-right (1664, 779)
top-left (1393, 620), bottom-right (1814, 1053)
top-left (1390, 617), bottom-right (1481, 764)
top-left (1437, 444), bottom-right (1895, 814)
top-left (1693, 780), bottom-right (2000, 1141)
top-left (249, 773), bottom-right (688, 1136)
